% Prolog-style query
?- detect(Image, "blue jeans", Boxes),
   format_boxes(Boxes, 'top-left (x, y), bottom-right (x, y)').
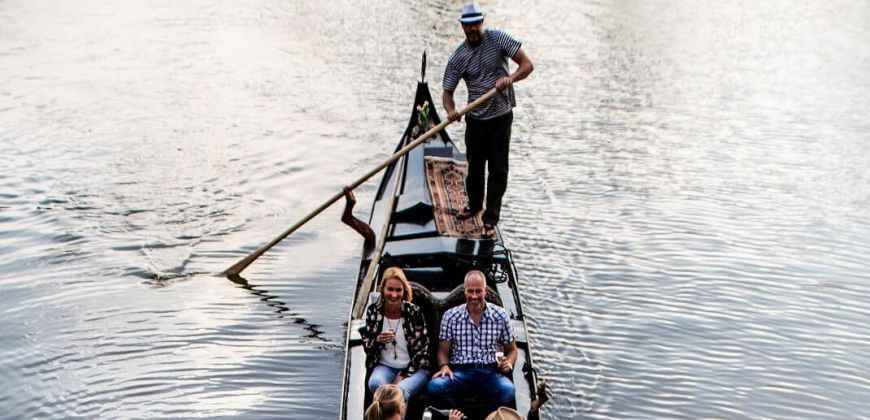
top-left (368, 364), bottom-right (429, 402)
top-left (426, 366), bottom-right (515, 414)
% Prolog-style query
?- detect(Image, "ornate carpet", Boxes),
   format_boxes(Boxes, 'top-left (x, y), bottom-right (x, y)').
top-left (424, 157), bottom-right (486, 239)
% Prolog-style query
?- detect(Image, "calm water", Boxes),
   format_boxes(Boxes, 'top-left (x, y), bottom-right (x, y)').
top-left (2, 0), bottom-right (869, 418)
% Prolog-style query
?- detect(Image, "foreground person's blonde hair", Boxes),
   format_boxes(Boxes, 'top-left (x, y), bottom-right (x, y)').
top-left (364, 384), bottom-right (403, 420)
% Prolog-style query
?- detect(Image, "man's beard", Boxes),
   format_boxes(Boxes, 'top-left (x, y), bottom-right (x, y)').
top-left (466, 32), bottom-right (482, 47)
top-left (468, 299), bottom-right (484, 312)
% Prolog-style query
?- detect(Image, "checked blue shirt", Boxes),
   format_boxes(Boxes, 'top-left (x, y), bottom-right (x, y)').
top-left (440, 302), bottom-right (514, 365)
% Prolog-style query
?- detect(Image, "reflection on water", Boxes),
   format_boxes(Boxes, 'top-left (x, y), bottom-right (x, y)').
top-left (2, 0), bottom-right (870, 418)
top-left (229, 274), bottom-right (327, 341)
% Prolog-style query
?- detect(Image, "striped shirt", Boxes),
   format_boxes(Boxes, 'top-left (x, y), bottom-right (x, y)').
top-left (440, 302), bottom-right (514, 365)
top-left (443, 28), bottom-right (522, 120)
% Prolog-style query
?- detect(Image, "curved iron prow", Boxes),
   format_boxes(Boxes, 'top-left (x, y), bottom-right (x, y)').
top-left (421, 51), bottom-right (427, 82)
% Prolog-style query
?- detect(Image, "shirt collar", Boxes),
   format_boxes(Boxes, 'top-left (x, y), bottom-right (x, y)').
top-left (464, 302), bottom-right (491, 320)
top-left (376, 301), bottom-right (409, 318)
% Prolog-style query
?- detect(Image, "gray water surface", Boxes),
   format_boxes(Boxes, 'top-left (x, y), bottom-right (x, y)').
top-left (2, 0), bottom-right (869, 418)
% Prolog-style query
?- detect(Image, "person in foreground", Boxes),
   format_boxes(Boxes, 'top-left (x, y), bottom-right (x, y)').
top-left (466, 381), bottom-right (549, 420)
top-left (443, 2), bottom-right (534, 237)
top-left (363, 267), bottom-right (431, 404)
top-left (365, 384), bottom-right (404, 420)
top-left (426, 270), bottom-right (518, 414)
top-left (485, 406), bottom-right (523, 420)
top-left (365, 384), bottom-right (465, 420)
top-left (485, 384), bottom-right (549, 420)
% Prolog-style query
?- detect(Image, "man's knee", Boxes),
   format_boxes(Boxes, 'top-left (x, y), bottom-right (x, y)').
top-left (467, 160), bottom-right (486, 176)
top-left (493, 378), bottom-right (516, 404)
top-left (427, 376), bottom-right (450, 394)
top-left (489, 166), bottom-right (508, 180)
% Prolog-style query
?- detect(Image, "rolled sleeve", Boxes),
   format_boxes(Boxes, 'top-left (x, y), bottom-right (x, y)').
top-left (502, 33), bottom-right (522, 60)
top-left (439, 311), bottom-right (454, 342)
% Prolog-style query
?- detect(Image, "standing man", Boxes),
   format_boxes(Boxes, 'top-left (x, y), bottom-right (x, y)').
top-left (426, 270), bottom-right (518, 415)
top-left (443, 2), bottom-right (534, 236)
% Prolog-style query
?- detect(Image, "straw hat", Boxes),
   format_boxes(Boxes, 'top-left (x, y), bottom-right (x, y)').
top-left (485, 406), bottom-right (524, 420)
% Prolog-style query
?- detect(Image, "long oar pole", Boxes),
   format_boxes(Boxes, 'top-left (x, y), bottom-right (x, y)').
top-left (223, 87), bottom-right (502, 277)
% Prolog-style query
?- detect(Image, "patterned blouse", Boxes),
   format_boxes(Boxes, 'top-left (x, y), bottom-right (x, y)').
top-left (363, 300), bottom-right (430, 374)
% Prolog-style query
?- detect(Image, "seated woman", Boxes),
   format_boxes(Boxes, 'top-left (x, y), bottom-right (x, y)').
top-left (363, 267), bottom-right (430, 404)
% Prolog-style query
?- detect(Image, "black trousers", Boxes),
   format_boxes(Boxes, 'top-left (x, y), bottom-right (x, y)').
top-left (464, 111), bottom-right (513, 225)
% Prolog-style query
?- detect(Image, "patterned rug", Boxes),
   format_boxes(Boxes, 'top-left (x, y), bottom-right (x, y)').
top-left (424, 157), bottom-right (486, 239)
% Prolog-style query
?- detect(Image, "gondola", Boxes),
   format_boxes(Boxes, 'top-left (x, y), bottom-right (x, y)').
top-left (339, 54), bottom-right (545, 420)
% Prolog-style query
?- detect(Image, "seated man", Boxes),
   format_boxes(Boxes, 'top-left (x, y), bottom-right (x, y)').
top-left (426, 270), bottom-right (517, 415)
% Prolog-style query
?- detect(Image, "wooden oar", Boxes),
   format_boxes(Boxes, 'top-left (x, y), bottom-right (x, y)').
top-left (223, 87), bottom-right (501, 278)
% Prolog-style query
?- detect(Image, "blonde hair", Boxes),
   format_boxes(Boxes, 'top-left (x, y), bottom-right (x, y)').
top-left (379, 267), bottom-right (413, 303)
top-left (364, 384), bottom-right (404, 420)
